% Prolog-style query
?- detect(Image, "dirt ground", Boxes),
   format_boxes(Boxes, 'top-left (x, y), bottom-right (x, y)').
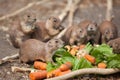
top-left (0, 0), bottom-right (120, 80)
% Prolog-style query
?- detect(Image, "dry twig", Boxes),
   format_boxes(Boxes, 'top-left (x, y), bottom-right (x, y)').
top-left (58, 0), bottom-right (72, 21)
top-left (106, 0), bottom-right (113, 21)
top-left (11, 66), bottom-right (39, 72)
top-left (0, 53), bottom-right (19, 64)
top-left (0, 0), bottom-right (49, 21)
top-left (57, 0), bottom-right (81, 38)
top-left (45, 68), bottom-right (120, 80)
top-left (68, 0), bottom-right (81, 26)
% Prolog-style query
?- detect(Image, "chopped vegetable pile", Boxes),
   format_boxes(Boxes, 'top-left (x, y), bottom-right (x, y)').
top-left (29, 43), bottom-right (120, 80)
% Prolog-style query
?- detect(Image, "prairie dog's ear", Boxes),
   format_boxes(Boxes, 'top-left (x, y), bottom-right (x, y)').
top-left (92, 21), bottom-right (97, 26)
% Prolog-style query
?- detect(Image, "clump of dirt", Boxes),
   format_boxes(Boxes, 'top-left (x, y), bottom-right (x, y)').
top-left (0, 59), bottom-right (30, 80)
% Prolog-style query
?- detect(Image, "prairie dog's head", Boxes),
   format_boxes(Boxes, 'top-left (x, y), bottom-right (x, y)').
top-left (21, 15), bottom-right (37, 34)
top-left (70, 25), bottom-right (87, 45)
top-left (100, 21), bottom-right (118, 42)
top-left (45, 16), bottom-right (64, 36)
top-left (103, 28), bottom-right (115, 42)
top-left (107, 40), bottom-right (119, 53)
top-left (45, 38), bottom-right (64, 53)
top-left (87, 23), bottom-right (98, 35)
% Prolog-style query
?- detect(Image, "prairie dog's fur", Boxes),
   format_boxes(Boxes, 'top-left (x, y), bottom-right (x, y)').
top-left (19, 38), bottom-right (64, 63)
top-left (107, 38), bottom-right (120, 54)
top-left (62, 20), bottom-right (95, 45)
top-left (99, 20), bottom-right (118, 43)
top-left (86, 22), bottom-right (100, 44)
top-left (32, 16), bottom-right (64, 42)
top-left (62, 24), bottom-right (87, 45)
top-left (9, 15), bottom-right (36, 48)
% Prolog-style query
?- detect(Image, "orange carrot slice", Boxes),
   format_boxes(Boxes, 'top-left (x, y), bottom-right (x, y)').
top-left (34, 61), bottom-right (47, 70)
top-left (29, 70), bottom-right (47, 80)
top-left (98, 62), bottom-right (107, 68)
top-left (59, 62), bottom-right (72, 71)
top-left (84, 54), bottom-right (95, 64)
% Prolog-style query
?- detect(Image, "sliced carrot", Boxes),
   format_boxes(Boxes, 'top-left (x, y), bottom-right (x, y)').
top-left (70, 48), bottom-right (78, 56)
top-left (47, 71), bottom-right (54, 78)
top-left (98, 62), bottom-right (107, 68)
top-left (47, 68), bottom-right (61, 78)
top-left (53, 68), bottom-right (61, 77)
top-left (79, 44), bottom-right (85, 50)
top-left (34, 61), bottom-right (47, 70)
top-left (29, 70), bottom-right (47, 80)
top-left (84, 54), bottom-right (95, 64)
top-left (58, 70), bottom-right (71, 76)
top-left (59, 62), bottom-right (72, 71)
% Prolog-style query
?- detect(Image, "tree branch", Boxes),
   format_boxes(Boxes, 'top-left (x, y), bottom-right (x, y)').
top-left (45, 68), bottom-right (120, 80)
top-left (57, 0), bottom-right (81, 38)
top-left (11, 66), bottom-right (39, 72)
top-left (106, 0), bottom-right (113, 21)
top-left (0, 0), bottom-right (49, 21)
top-left (0, 53), bottom-right (19, 65)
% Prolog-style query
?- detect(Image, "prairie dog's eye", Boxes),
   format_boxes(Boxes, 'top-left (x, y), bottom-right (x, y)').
top-left (109, 45), bottom-right (112, 48)
top-left (105, 30), bottom-right (109, 34)
top-left (34, 18), bottom-right (37, 21)
top-left (53, 18), bottom-right (57, 22)
top-left (55, 40), bottom-right (58, 43)
top-left (78, 28), bottom-right (82, 33)
top-left (27, 15), bottom-right (30, 18)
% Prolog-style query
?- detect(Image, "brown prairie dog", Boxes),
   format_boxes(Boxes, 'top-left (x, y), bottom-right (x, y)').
top-left (107, 38), bottom-right (120, 54)
top-left (32, 16), bottom-right (64, 42)
top-left (99, 20), bottom-right (118, 43)
top-left (62, 24), bottom-right (87, 45)
top-left (9, 15), bottom-right (36, 48)
top-left (86, 22), bottom-right (100, 44)
top-left (19, 38), bottom-right (64, 63)
top-left (62, 20), bottom-right (93, 45)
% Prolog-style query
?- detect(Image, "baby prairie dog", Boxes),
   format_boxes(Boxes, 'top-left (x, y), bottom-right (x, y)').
top-left (62, 24), bottom-right (87, 45)
top-left (62, 20), bottom-right (94, 45)
top-left (19, 38), bottom-right (64, 63)
top-left (86, 22), bottom-right (100, 45)
top-left (99, 20), bottom-right (118, 43)
top-left (32, 16), bottom-right (64, 42)
top-left (9, 15), bottom-right (36, 48)
top-left (107, 38), bottom-right (120, 54)
top-left (78, 20), bottom-right (100, 45)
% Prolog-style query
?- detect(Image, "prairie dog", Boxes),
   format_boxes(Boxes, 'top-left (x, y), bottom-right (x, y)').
top-left (62, 24), bottom-right (87, 45)
top-left (107, 38), bottom-right (120, 54)
top-left (99, 20), bottom-right (118, 43)
top-left (32, 16), bottom-right (64, 42)
top-left (19, 38), bottom-right (64, 63)
top-left (9, 15), bottom-right (36, 48)
top-left (86, 22), bottom-right (100, 44)
top-left (62, 20), bottom-right (93, 45)
top-left (77, 20), bottom-right (93, 44)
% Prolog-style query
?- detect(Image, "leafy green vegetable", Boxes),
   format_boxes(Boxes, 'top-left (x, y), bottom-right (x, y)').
top-left (47, 43), bottom-right (120, 72)
top-left (91, 44), bottom-right (120, 68)
top-left (107, 54), bottom-right (120, 68)
top-left (53, 48), bottom-right (73, 58)
top-left (84, 43), bottom-right (93, 53)
top-left (47, 62), bottom-right (56, 72)
top-left (72, 57), bottom-right (93, 70)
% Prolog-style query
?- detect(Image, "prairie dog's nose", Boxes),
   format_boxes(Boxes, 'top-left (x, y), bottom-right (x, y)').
top-left (87, 26), bottom-right (93, 31)
top-left (90, 27), bottom-right (93, 30)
